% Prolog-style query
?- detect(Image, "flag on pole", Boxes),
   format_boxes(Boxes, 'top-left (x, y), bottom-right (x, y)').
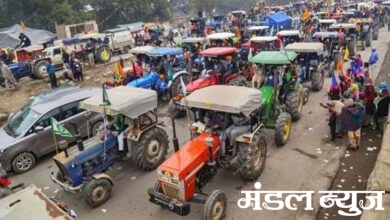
top-left (19, 21), bottom-right (27, 30)
top-left (248, 47), bottom-right (253, 62)
top-left (343, 47), bottom-right (349, 61)
top-left (116, 62), bottom-right (125, 77)
top-left (50, 117), bottom-right (73, 137)
top-left (336, 57), bottom-right (343, 75)
top-left (103, 84), bottom-right (111, 106)
top-left (180, 76), bottom-right (187, 96)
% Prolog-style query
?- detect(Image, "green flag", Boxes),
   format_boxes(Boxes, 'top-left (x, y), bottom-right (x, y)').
top-left (103, 85), bottom-right (111, 106)
top-left (50, 117), bottom-right (73, 138)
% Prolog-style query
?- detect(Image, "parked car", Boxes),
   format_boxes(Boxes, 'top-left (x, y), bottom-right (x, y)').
top-left (0, 87), bottom-right (103, 173)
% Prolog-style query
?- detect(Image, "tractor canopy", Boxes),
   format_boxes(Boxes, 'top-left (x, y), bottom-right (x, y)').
top-left (312, 31), bottom-right (340, 38)
top-left (129, 46), bottom-right (155, 55)
top-left (318, 19), bottom-right (337, 24)
top-left (199, 47), bottom-right (238, 57)
top-left (329, 23), bottom-right (357, 30)
top-left (147, 47), bottom-right (183, 56)
top-left (276, 30), bottom-right (300, 37)
top-left (251, 51), bottom-right (298, 65)
top-left (348, 18), bottom-right (373, 24)
top-left (247, 26), bottom-right (269, 31)
top-left (285, 42), bottom-right (324, 53)
top-left (250, 36), bottom-right (278, 43)
top-left (181, 37), bottom-right (206, 44)
top-left (184, 85), bottom-right (262, 117)
top-left (79, 86), bottom-right (157, 119)
top-left (206, 32), bottom-right (235, 40)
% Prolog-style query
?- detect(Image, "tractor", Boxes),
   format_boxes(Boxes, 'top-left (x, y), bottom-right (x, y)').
top-left (276, 30), bottom-right (302, 47)
top-left (50, 86), bottom-right (169, 207)
top-left (312, 31), bottom-right (344, 77)
top-left (285, 42), bottom-right (326, 91)
top-left (329, 23), bottom-right (358, 56)
top-left (148, 85), bottom-right (267, 220)
top-left (316, 19), bottom-right (337, 31)
top-left (251, 51), bottom-right (305, 145)
top-left (126, 47), bottom-right (191, 100)
top-left (181, 37), bottom-right (207, 78)
top-left (206, 32), bottom-right (238, 48)
top-left (168, 47), bottom-right (249, 118)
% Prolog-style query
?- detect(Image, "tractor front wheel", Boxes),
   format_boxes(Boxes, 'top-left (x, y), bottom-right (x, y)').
top-left (33, 60), bottom-right (48, 79)
top-left (311, 69), bottom-right (324, 91)
top-left (203, 190), bottom-right (226, 220)
top-left (237, 131), bottom-right (267, 181)
top-left (275, 112), bottom-right (292, 146)
top-left (131, 127), bottom-right (169, 171)
top-left (96, 47), bottom-right (112, 63)
top-left (285, 91), bottom-right (303, 121)
top-left (83, 178), bottom-right (112, 207)
top-left (302, 88), bottom-right (310, 105)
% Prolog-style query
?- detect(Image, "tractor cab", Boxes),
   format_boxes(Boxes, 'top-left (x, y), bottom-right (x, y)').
top-left (316, 19), bottom-right (338, 31)
top-left (243, 26), bottom-right (269, 42)
top-left (169, 47), bottom-right (249, 118)
top-left (181, 37), bottom-right (207, 77)
top-left (329, 23), bottom-right (358, 56)
top-left (127, 47), bottom-right (191, 100)
top-left (285, 42), bottom-right (326, 91)
top-left (251, 51), bottom-right (305, 141)
top-left (249, 36), bottom-right (279, 54)
top-left (206, 32), bottom-right (237, 48)
top-left (51, 86), bottom-right (169, 207)
top-left (149, 85), bottom-right (267, 219)
top-left (312, 32), bottom-right (344, 77)
top-left (276, 30), bottom-right (302, 47)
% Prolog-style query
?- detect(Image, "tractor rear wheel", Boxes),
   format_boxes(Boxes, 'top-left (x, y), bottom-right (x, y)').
top-left (227, 75), bottom-right (248, 87)
top-left (83, 178), bottom-right (112, 207)
top-left (0, 187), bottom-right (13, 199)
top-left (275, 112), bottom-right (292, 146)
top-left (311, 68), bottom-right (324, 91)
top-left (168, 99), bottom-right (186, 119)
top-left (302, 88), bottom-right (310, 105)
top-left (33, 60), bottom-right (48, 79)
top-left (237, 131), bottom-right (267, 181)
top-left (285, 91), bottom-right (303, 121)
top-left (131, 127), bottom-right (169, 171)
top-left (96, 46), bottom-right (112, 63)
top-left (203, 190), bottom-right (226, 220)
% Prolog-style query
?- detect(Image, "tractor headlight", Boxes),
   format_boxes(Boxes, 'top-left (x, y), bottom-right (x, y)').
top-left (205, 137), bottom-right (214, 147)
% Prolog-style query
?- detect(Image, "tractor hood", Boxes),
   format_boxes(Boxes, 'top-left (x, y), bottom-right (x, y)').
top-left (186, 77), bottom-right (213, 93)
top-left (158, 133), bottom-right (220, 180)
top-left (260, 86), bottom-right (274, 106)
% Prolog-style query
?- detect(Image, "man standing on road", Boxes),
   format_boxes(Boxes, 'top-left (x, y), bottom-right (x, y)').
top-left (46, 58), bottom-right (57, 89)
top-left (368, 47), bottom-right (379, 78)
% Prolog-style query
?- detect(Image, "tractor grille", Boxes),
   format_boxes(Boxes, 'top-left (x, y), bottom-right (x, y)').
top-left (161, 182), bottom-right (182, 201)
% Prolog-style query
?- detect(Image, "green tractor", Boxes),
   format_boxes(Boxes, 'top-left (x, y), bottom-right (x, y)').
top-left (251, 51), bottom-right (306, 146)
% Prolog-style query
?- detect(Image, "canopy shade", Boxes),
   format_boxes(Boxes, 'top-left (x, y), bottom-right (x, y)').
top-left (0, 24), bottom-right (56, 48)
top-left (251, 51), bottom-right (297, 65)
top-left (79, 86), bottom-right (157, 119)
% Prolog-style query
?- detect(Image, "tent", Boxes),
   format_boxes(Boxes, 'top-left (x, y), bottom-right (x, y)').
top-left (0, 24), bottom-right (56, 48)
top-left (268, 12), bottom-right (292, 29)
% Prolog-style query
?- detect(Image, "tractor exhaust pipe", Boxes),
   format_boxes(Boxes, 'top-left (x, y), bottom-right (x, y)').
top-left (69, 123), bottom-right (84, 151)
top-left (170, 117), bottom-right (180, 152)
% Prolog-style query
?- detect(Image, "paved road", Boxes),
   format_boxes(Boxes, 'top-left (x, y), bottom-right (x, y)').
top-left (10, 27), bottom-right (390, 220)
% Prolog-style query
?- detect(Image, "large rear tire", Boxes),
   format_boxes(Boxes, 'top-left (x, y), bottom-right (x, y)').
top-left (203, 190), bottom-right (226, 220)
top-left (285, 91), bottom-right (303, 121)
top-left (96, 46), bottom-right (112, 63)
top-left (83, 178), bottom-right (112, 207)
top-left (33, 60), bottom-right (48, 79)
top-left (275, 112), bottom-right (292, 146)
top-left (131, 127), bottom-right (169, 171)
top-left (237, 131), bottom-right (267, 181)
top-left (311, 68), bottom-right (324, 91)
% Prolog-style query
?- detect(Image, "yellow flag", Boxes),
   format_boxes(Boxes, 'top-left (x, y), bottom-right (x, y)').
top-left (20, 21), bottom-right (27, 30)
top-left (343, 47), bottom-right (349, 61)
top-left (301, 9), bottom-right (310, 21)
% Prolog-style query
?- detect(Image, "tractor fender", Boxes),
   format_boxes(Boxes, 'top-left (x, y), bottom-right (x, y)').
top-left (31, 58), bottom-right (46, 66)
top-left (92, 173), bottom-right (114, 185)
top-left (235, 123), bottom-right (266, 144)
top-left (126, 124), bottom-right (157, 142)
top-left (167, 71), bottom-right (190, 89)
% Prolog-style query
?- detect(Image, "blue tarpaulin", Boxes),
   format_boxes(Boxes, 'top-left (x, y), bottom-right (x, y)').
top-left (268, 12), bottom-right (292, 29)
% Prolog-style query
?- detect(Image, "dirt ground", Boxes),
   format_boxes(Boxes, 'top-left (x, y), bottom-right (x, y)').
top-left (0, 57), bottom-right (135, 116)
top-left (317, 44), bottom-right (390, 220)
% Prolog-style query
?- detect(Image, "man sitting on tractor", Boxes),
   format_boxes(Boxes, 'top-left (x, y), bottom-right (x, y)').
top-left (222, 55), bottom-right (238, 81)
top-left (106, 114), bottom-right (130, 160)
top-left (221, 113), bottom-right (251, 156)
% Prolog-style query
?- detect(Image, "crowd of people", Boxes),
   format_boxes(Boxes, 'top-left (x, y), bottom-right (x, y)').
top-left (320, 48), bottom-right (389, 150)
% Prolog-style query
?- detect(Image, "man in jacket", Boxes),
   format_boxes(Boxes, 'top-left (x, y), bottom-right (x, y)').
top-left (46, 58), bottom-right (57, 89)
top-left (368, 47), bottom-right (379, 77)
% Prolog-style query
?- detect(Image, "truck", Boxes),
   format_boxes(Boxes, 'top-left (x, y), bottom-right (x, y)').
top-left (104, 28), bottom-right (134, 54)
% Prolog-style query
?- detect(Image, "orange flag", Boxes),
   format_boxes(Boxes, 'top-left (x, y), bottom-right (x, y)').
top-left (117, 62), bottom-right (125, 77)
top-left (336, 57), bottom-right (343, 75)
top-left (20, 21), bottom-right (27, 30)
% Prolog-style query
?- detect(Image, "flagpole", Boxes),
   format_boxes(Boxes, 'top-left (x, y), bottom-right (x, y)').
top-left (102, 84), bottom-right (107, 162)
top-left (53, 133), bottom-right (59, 155)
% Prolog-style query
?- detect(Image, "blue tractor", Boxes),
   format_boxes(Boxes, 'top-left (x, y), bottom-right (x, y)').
top-left (50, 86), bottom-right (170, 207)
top-left (127, 47), bottom-right (191, 100)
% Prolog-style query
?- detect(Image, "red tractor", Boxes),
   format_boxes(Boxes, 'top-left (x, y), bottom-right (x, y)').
top-left (148, 85), bottom-right (267, 220)
top-left (169, 47), bottom-right (250, 118)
